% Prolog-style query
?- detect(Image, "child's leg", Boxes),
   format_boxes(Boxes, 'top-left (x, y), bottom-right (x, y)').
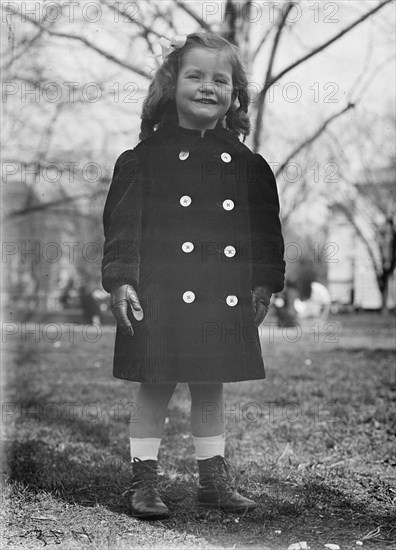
top-left (188, 382), bottom-right (257, 512)
top-left (130, 382), bottom-right (176, 438)
top-left (188, 383), bottom-right (225, 437)
top-left (189, 383), bottom-right (225, 459)
top-left (127, 382), bottom-right (176, 520)
top-left (189, 382), bottom-right (224, 437)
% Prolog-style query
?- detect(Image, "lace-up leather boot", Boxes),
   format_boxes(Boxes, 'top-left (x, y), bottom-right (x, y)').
top-left (197, 455), bottom-right (257, 512)
top-left (126, 458), bottom-right (170, 519)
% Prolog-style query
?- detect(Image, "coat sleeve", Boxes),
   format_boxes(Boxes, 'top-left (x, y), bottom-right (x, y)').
top-left (247, 153), bottom-right (286, 293)
top-left (101, 149), bottom-right (143, 292)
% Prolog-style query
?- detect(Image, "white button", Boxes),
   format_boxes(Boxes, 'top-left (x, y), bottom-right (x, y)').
top-left (183, 291), bottom-right (195, 303)
top-left (221, 152), bottom-right (231, 163)
top-left (226, 295), bottom-right (238, 307)
top-left (222, 199), bottom-right (234, 211)
top-left (224, 245), bottom-right (236, 257)
top-left (180, 195), bottom-right (192, 207)
top-left (179, 151), bottom-right (189, 160)
top-left (182, 241), bottom-right (194, 253)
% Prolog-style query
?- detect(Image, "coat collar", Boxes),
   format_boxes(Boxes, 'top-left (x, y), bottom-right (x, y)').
top-left (154, 116), bottom-right (243, 150)
top-left (166, 117), bottom-right (226, 136)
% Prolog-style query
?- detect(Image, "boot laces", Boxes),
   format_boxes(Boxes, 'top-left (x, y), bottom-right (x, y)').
top-left (130, 458), bottom-right (160, 497)
top-left (209, 456), bottom-right (235, 492)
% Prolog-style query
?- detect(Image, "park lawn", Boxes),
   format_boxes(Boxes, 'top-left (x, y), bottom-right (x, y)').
top-left (1, 313), bottom-right (395, 549)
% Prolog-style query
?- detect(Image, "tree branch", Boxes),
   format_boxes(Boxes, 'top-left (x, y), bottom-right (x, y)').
top-left (100, 0), bottom-right (163, 40)
top-left (276, 102), bottom-right (357, 223)
top-left (270, 0), bottom-right (392, 88)
top-left (252, 0), bottom-right (392, 152)
top-left (6, 189), bottom-right (106, 219)
top-left (174, 0), bottom-right (212, 31)
top-left (251, 3), bottom-right (284, 61)
top-left (3, 5), bottom-right (151, 79)
top-left (275, 102), bottom-right (355, 177)
top-left (333, 201), bottom-right (381, 278)
top-left (281, 174), bottom-right (310, 225)
top-left (253, 1), bottom-right (295, 152)
top-left (2, 29), bottom-right (44, 71)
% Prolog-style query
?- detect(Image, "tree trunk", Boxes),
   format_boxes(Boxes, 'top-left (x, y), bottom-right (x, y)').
top-left (379, 272), bottom-right (391, 314)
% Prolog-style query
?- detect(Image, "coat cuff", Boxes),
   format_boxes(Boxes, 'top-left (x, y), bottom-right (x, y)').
top-left (102, 261), bottom-right (139, 293)
top-left (252, 267), bottom-right (285, 293)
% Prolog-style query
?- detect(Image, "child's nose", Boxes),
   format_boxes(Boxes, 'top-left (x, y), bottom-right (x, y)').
top-left (200, 80), bottom-right (215, 93)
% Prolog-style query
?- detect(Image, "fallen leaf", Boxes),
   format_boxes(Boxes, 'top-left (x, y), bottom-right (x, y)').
top-left (287, 542), bottom-right (309, 550)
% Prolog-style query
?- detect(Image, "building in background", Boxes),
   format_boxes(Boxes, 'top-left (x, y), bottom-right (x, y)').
top-left (327, 165), bottom-right (395, 310)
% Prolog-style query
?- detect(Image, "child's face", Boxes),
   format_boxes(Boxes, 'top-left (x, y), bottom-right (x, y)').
top-left (175, 48), bottom-right (233, 131)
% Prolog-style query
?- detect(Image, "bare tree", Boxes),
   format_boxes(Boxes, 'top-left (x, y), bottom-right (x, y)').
top-left (2, 0), bottom-right (392, 213)
top-left (326, 110), bottom-right (395, 311)
top-left (2, 0), bottom-right (394, 307)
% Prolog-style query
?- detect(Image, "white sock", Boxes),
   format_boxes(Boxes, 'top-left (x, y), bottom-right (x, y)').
top-left (129, 437), bottom-right (161, 461)
top-left (193, 433), bottom-right (225, 460)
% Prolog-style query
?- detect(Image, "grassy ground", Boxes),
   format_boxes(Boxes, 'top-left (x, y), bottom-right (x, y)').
top-left (1, 312), bottom-right (395, 549)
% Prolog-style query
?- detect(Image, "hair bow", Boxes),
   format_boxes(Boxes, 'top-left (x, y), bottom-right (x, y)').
top-left (153, 35), bottom-right (187, 62)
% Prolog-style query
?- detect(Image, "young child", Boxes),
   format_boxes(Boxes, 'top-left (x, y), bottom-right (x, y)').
top-left (102, 32), bottom-right (285, 520)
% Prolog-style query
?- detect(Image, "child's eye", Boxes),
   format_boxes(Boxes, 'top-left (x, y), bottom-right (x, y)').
top-left (188, 74), bottom-right (200, 79)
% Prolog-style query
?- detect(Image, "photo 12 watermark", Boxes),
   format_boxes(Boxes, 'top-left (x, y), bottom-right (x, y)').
top-left (2, 79), bottom-right (342, 105)
top-left (201, 320), bottom-right (340, 345)
top-left (1, 399), bottom-right (339, 426)
top-left (201, 400), bottom-right (339, 424)
top-left (1, 240), bottom-right (340, 265)
top-left (2, 2), bottom-right (141, 24)
top-left (200, 2), bottom-right (340, 25)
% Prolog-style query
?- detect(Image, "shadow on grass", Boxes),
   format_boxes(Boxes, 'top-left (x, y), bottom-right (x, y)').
top-left (6, 439), bottom-right (128, 513)
top-left (5, 438), bottom-right (395, 533)
top-left (4, 340), bottom-right (396, 545)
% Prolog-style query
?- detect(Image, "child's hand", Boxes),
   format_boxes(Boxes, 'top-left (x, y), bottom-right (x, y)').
top-left (110, 284), bottom-right (144, 335)
top-left (252, 286), bottom-right (272, 326)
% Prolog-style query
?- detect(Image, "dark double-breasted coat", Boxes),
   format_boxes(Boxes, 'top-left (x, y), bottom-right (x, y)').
top-left (102, 120), bottom-right (285, 383)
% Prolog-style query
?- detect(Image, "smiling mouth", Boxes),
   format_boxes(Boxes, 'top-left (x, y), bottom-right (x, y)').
top-left (194, 98), bottom-right (217, 104)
